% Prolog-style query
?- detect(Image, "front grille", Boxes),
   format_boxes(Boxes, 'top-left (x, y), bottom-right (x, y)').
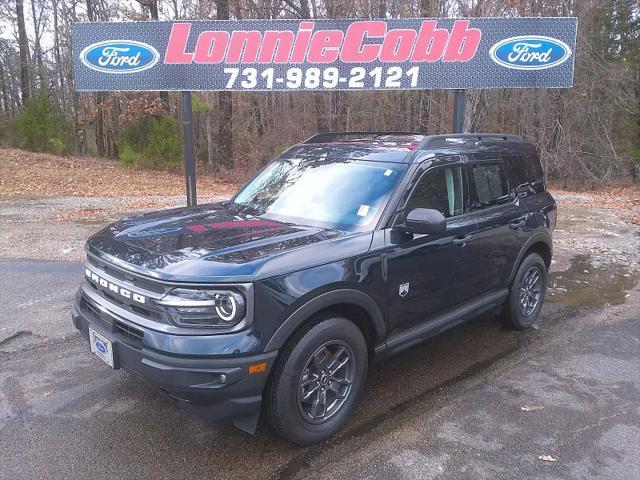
top-left (113, 320), bottom-right (144, 346)
top-left (81, 293), bottom-right (144, 349)
top-left (87, 255), bottom-right (166, 294)
top-left (83, 296), bottom-right (103, 319)
top-left (84, 261), bottom-right (168, 325)
top-left (88, 282), bottom-right (163, 322)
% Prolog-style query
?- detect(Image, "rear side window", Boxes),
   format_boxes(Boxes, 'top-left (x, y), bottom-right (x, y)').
top-left (469, 164), bottom-right (510, 209)
top-left (505, 147), bottom-right (545, 194)
top-left (406, 165), bottom-right (464, 218)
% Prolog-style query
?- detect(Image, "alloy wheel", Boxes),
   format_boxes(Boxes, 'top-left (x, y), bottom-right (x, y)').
top-left (519, 266), bottom-right (543, 317)
top-left (297, 341), bottom-right (355, 424)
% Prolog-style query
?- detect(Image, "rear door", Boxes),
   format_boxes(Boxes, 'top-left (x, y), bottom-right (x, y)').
top-left (467, 159), bottom-right (530, 294)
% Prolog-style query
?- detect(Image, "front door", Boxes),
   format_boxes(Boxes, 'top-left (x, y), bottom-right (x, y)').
top-left (385, 161), bottom-right (478, 337)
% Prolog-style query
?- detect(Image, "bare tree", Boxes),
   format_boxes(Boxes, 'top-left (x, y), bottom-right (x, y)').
top-left (30, 0), bottom-right (47, 90)
top-left (216, 0), bottom-right (234, 168)
top-left (136, 0), bottom-right (171, 112)
top-left (16, 0), bottom-right (30, 104)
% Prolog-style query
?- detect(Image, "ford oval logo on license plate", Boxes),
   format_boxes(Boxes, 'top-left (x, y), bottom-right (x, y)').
top-left (80, 40), bottom-right (160, 74)
top-left (489, 36), bottom-right (572, 71)
top-left (95, 340), bottom-right (107, 354)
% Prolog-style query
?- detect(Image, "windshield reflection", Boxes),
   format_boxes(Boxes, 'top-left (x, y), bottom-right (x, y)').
top-left (232, 157), bottom-right (406, 231)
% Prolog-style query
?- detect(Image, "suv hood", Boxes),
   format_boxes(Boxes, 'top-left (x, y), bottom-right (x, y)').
top-left (86, 203), bottom-right (373, 282)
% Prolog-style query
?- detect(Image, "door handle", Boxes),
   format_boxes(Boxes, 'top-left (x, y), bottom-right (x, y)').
top-left (452, 234), bottom-right (473, 246)
top-left (509, 218), bottom-right (527, 230)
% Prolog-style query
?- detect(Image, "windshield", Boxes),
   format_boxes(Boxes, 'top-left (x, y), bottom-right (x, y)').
top-left (231, 158), bottom-right (407, 230)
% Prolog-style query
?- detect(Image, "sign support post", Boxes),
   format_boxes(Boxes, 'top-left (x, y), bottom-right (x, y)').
top-left (453, 89), bottom-right (465, 134)
top-left (180, 91), bottom-right (197, 207)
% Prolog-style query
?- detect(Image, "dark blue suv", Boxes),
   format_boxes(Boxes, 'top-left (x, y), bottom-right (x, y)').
top-left (72, 132), bottom-right (556, 444)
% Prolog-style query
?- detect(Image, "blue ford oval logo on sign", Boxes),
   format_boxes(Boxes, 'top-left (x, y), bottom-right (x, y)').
top-left (95, 341), bottom-right (107, 354)
top-left (489, 36), bottom-right (571, 70)
top-left (80, 40), bottom-right (159, 74)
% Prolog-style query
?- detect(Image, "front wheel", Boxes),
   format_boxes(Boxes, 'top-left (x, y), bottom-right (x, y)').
top-left (501, 253), bottom-right (547, 330)
top-left (264, 316), bottom-right (368, 445)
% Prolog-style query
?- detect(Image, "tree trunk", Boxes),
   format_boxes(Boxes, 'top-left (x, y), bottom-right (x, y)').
top-left (417, 0), bottom-right (438, 133)
top-left (147, 0), bottom-right (170, 112)
top-left (205, 110), bottom-right (214, 172)
top-left (16, 0), bottom-right (30, 105)
top-left (52, 0), bottom-right (65, 107)
top-left (86, 0), bottom-right (105, 156)
top-left (314, 94), bottom-right (328, 132)
top-left (0, 62), bottom-right (7, 114)
top-left (216, 0), bottom-right (233, 168)
top-left (298, 0), bottom-right (326, 133)
top-left (300, 0), bottom-right (310, 18)
top-left (30, 0), bottom-right (46, 90)
top-left (250, 96), bottom-right (264, 137)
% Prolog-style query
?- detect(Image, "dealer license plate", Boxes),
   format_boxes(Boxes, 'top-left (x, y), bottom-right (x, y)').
top-left (89, 327), bottom-right (115, 368)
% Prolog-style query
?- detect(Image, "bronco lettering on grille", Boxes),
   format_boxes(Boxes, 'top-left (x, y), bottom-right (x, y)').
top-left (85, 268), bottom-right (146, 304)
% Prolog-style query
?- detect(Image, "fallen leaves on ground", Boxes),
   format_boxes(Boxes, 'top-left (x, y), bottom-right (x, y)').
top-left (54, 200), bottom-right (184, 223)
top-left (0, 148), bottom-right (238, 198)
top-left (551, 187), bottom-right (640, 214)
top-left (538, 454), bottom-right (558, 462)
top-left (56, 208), bottom-right (108, 222)
top-left (520, 405), bottom-right (545, 412)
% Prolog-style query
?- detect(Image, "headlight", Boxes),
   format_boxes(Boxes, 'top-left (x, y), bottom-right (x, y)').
top-left (157, 288), bottom-right (246, 328)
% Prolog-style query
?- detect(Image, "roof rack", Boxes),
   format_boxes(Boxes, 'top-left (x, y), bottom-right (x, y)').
top-left (415, 133), bottom-right (524, 150)
top-left (302, 131), bottom-right (427, 144)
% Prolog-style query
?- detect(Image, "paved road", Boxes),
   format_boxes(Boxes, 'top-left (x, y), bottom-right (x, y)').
top-left (1, 258), bottom-right (638, 480)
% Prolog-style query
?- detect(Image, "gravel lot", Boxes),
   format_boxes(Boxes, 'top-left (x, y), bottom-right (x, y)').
top-left (0, 195), bottom-right (225, 261)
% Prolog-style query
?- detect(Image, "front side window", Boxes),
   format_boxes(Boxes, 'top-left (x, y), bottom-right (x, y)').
top-left (470, 164), bottom-right (510, 209)
top-left (406, 165), bottom-right (464, 218)
top-left (231, 158), bottom-right (407, 230)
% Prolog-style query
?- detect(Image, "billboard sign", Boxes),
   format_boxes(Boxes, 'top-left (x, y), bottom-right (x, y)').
top-left (73, 17), bottom-right (577, 92)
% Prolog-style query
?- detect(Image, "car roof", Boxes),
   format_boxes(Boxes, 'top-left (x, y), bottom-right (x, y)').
top-left (287, 132), bottom-right (531, 164)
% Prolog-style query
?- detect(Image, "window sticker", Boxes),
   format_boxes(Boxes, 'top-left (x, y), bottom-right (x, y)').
top-left (357, 205), bottom-right (370, 216)
top-left (384, 169), bottom-right (394, 176)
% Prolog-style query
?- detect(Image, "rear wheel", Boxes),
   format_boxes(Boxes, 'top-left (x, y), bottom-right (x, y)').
top-left (264, 316), bottom-right (368, 445)
top-left (501, 253), bottom-right (547, 330)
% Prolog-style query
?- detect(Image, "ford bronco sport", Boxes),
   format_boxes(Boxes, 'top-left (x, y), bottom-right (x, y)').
top-left (72, 132), bottom-right (555, 445)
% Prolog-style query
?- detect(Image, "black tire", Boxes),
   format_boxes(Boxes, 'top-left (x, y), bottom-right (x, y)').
top-left (264, 316), bottom-right (368, 445)
top-left (501, 253), bottom-right (547, 330)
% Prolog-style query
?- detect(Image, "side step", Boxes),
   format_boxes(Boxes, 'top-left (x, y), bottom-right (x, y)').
top-left (384, 289), bottom-right (508, 357)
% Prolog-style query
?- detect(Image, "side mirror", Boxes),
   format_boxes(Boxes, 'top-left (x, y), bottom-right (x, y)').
top-left (400, 208), bottom-right (446, 235)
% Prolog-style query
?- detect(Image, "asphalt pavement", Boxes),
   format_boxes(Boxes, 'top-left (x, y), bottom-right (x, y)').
top-left (0, 257), bottom-right (638, 480)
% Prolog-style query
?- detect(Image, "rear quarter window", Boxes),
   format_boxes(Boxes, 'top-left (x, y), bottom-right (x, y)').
top-left (505, 146), bottom-right (545, 193)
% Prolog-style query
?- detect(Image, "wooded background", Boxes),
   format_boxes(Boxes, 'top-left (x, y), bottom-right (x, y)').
top-left (0, 0), bottom-right (638, 186)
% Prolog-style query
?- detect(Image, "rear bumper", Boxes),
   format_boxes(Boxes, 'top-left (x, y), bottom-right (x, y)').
top-left (71, 289), bottom-right (277, 428)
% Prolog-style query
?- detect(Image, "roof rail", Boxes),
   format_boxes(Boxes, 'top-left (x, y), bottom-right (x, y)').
top-left (416, 133), bottom-right (524, 150)
top-left (302, 131), bottom-right (427, 144)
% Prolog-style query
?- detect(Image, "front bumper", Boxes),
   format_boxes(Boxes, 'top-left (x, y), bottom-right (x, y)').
top-left (72, 288), bottom-right (277, 430)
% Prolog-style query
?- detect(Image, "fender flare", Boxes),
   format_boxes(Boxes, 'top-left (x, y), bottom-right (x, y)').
top-left (508, 231), bottom-right (553, 284)
top-left (264, 289), bottom-right (386, 351)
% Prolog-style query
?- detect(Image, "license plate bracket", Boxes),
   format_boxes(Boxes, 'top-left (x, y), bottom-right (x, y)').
top-left (89, 327), bottom-right (115, 368)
